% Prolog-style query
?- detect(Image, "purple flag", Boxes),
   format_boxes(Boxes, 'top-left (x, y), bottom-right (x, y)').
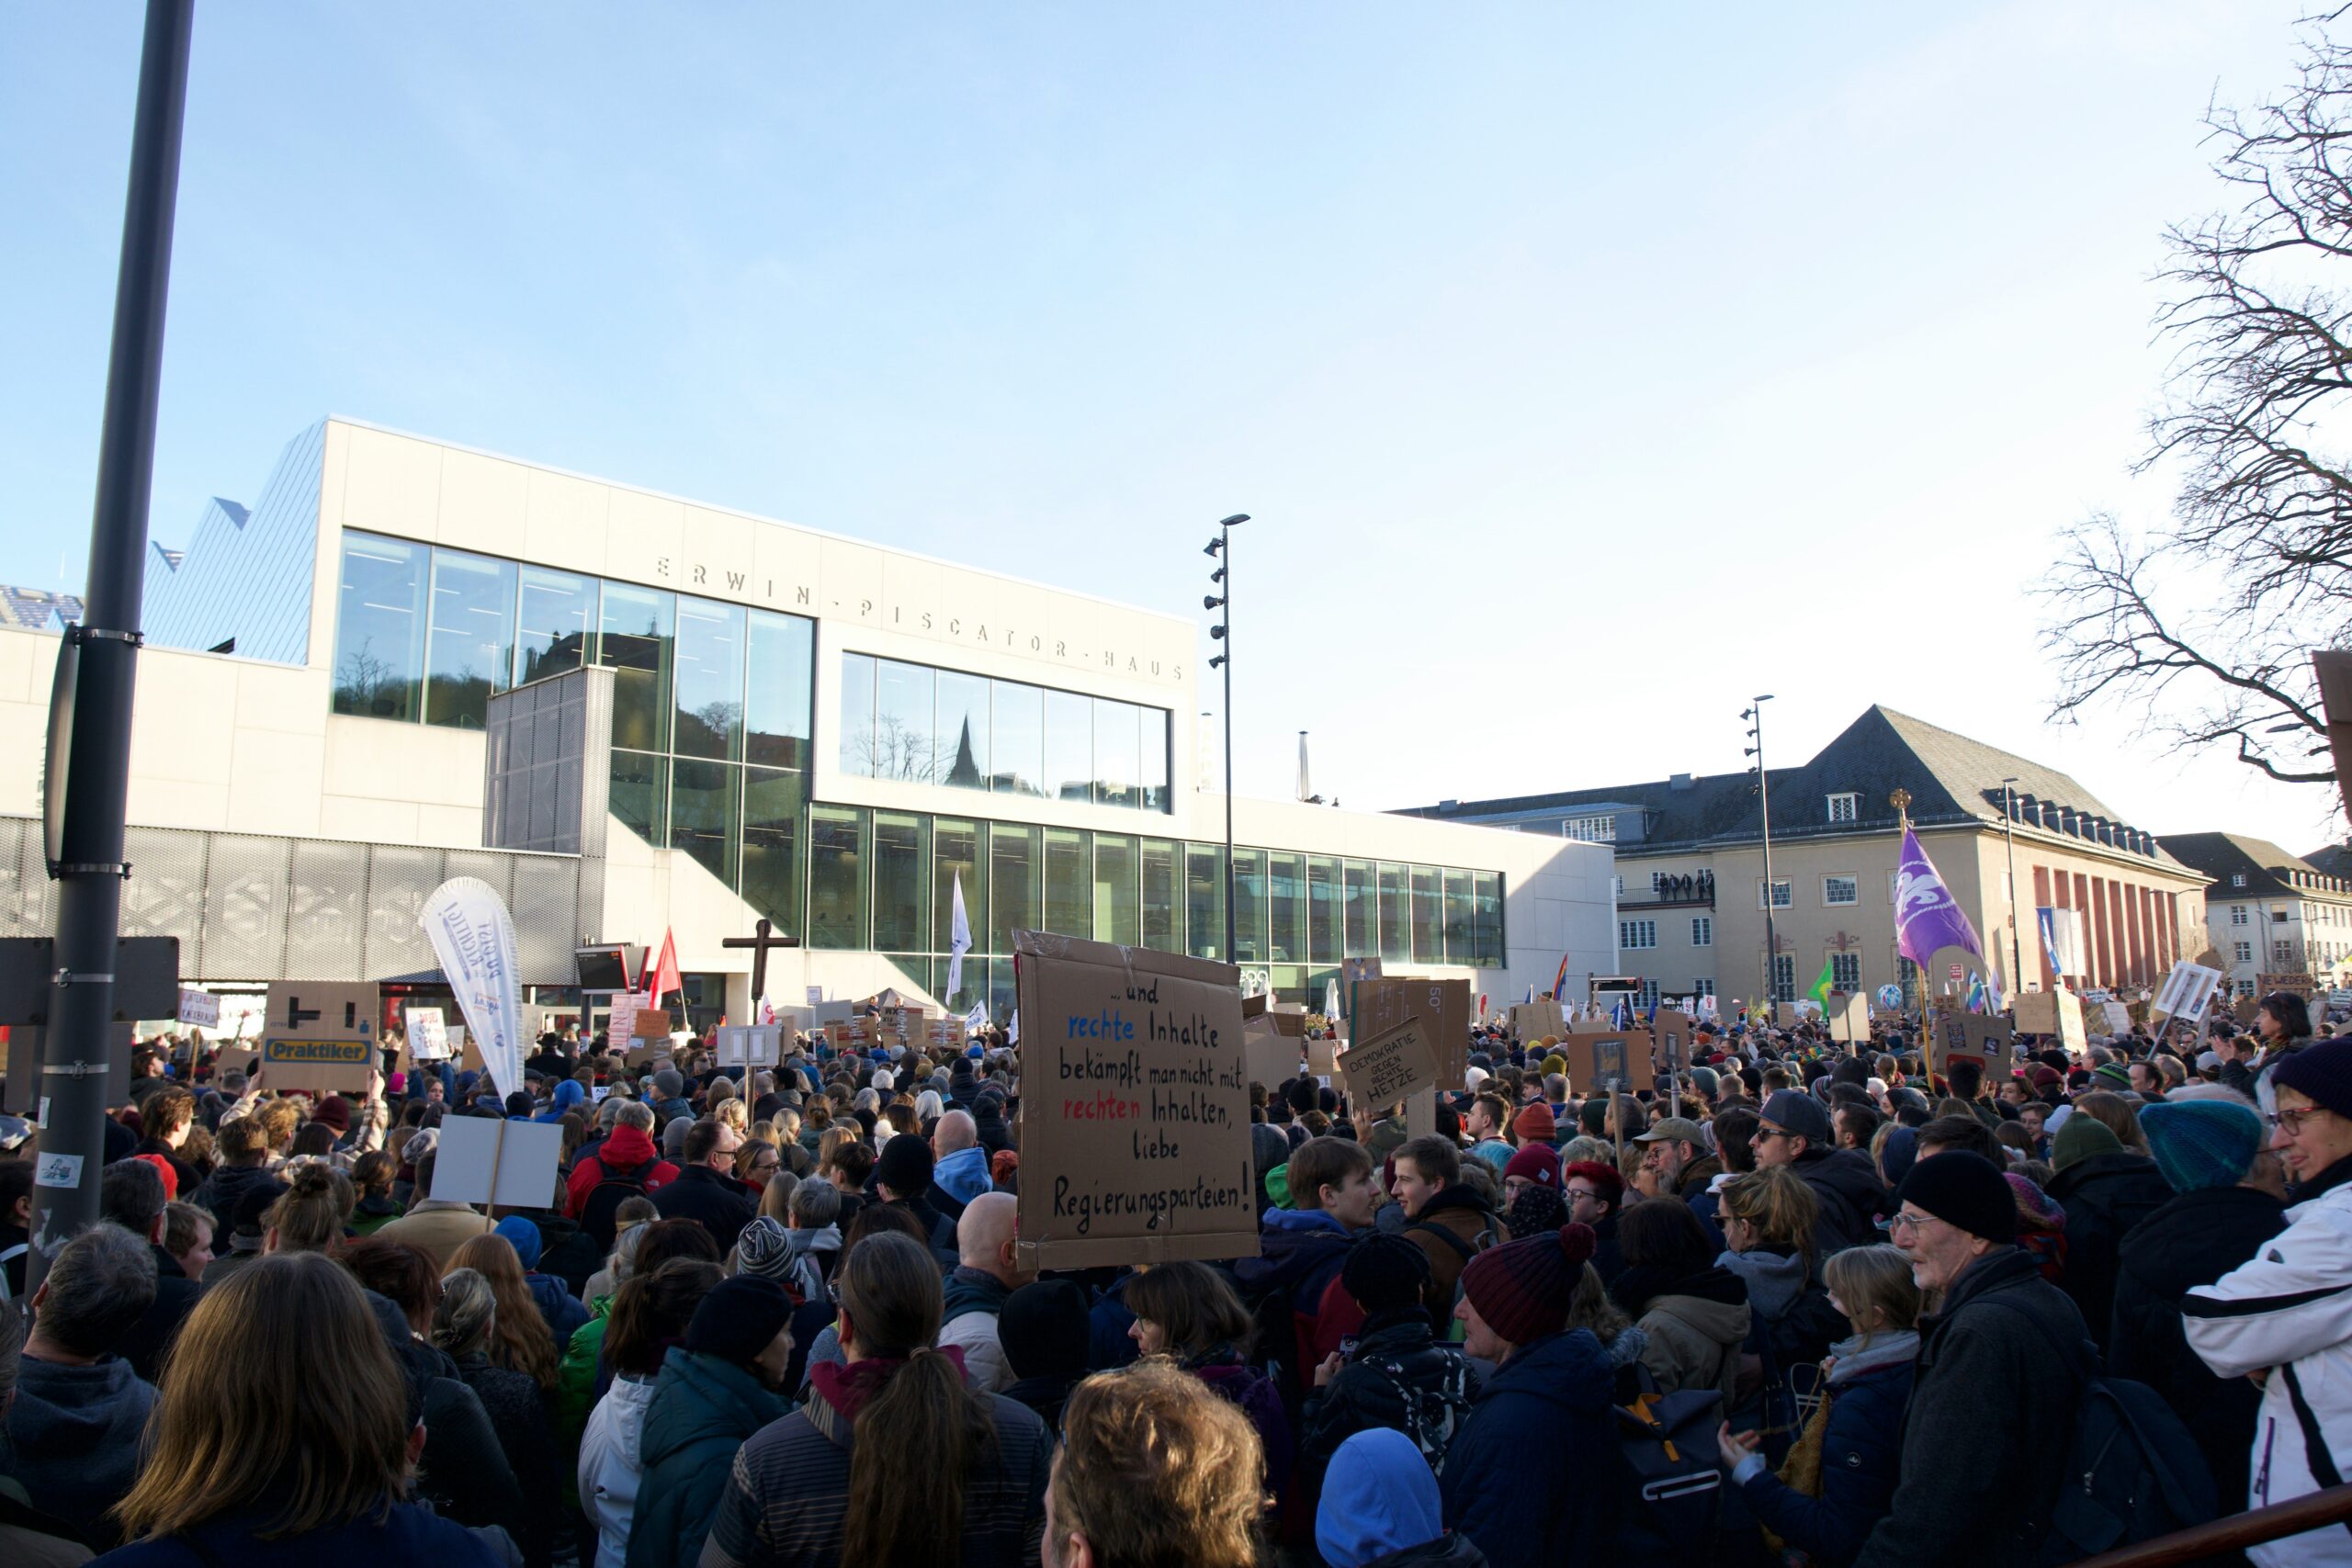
top-left (1894, 826), bottom-right (1991, 980)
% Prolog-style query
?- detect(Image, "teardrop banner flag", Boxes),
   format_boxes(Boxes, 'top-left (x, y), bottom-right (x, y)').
top-left (419, 876), bottom-right (526, 1100)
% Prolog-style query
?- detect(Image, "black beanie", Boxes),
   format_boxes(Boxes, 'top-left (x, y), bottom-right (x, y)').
top-left (1895, 1151), bottom-right (2016, 1244)
top-left (876, 1133), bottom-right (935, 1197)
top-left (683, 1276), bottom-right (794, 1367)
top-left (504, 1090), bottom-right (536, 1119)
top-left (1341, 1233), bottom-right (1431, 1316)
top-left (998, 1279), bottom-right (1091, 1382)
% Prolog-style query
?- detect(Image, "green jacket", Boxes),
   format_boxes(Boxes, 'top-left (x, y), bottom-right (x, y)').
top-left (558, 1292), bottom-right (615, 1439)
top-left (627, 1348), bottom-right (790, 1568)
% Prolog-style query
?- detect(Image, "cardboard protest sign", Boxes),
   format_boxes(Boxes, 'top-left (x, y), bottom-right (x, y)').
top-left (176, 988), bottom-right (219, 1029)
top-left (2152, 961), bottom-right (2223, 1029)
top-left (1337, 1016), bottom-right (1440, 1108)
top-left (405, 1008), bottom-right (450, 1062)
top-left (1510, 999), bottom-right (1566, 1041)
top-left (1773, 1002), bottom-right (1801, 1029)
top-left (717, 1025), bottom-right (782, 1069)
top-left (1352, 977), bottom-right (1470, 1088)
top-left (2100, 1001), bottom-right (2133, 1037)
top-left (434, 1115), bottom-right (565, 1211)
top-left (605, 993), bottom-right (639, 1046)
top-left (1827, 993), bottom-right (1870, 1045)
top-left (634, 1008), bottom-right (672, 1040)
top-left (2234, 994), bottom-right (2261, 1028)
top-left (2013, 990), bottom-right (2062, 1035)
top-left (1011, 930), bottom-right (1257, 1269)
top-left (1653, 1010), bottom-right (1695, 1072)
top-left (1930, 1009), bottom-right (2013, 1079)
top-left (212, 1044), bottom-right (257, 1082)
top-left (1564, 1027), bottom-right (1655, 1093)
top-left (261, 982), bottom-right (379, 1094)
top-left (1307, 1035), bottom-right (1339, 1077)
top-left (1242, 1016), bottom-right (1300, 1090)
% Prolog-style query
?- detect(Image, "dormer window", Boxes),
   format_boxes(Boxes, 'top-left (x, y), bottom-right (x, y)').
top-left (1827, 793), bottom-right (1858, 824)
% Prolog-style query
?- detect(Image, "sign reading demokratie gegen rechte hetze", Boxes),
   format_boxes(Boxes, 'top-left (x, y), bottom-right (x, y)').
top-left (1012, 930), bottom-right (1259, 1269)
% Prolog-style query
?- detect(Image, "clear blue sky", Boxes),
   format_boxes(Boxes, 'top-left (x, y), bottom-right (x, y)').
top-left (3, 1), bottom-right (2338, 850)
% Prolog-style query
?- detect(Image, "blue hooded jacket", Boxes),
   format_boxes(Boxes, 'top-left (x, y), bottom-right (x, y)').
top-left (1441, 1328), bottom-right (1620, 1568)
top-left (1317, 1428), bottom-right (1453, 1568)
top-left (534, 1078), bottom-right (586, 1122)
top-left (494, 1215), bottom-right (589, 1352)
top-left (934, 1144), bottom-right (994, 1207)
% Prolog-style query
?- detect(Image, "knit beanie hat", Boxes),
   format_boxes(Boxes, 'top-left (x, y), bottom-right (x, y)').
top-left (2004, 1171), bottom-right (2066, 1235)
top-left (876, 1133), bottom-right (934, 1197)
top-left (401, 1127), bottom-right (438, 1166)
top-left (652, 1069), bottom-right (684, 1100)
top-left (1341, 1233), bottom-right (1432, 1316)
top-left (683, 1276), bottom-right (794, 1366)
top-left (734, 1217), bottom-right (793, 1281)
top-left (1512, 1103), bottom-right (1557, 1145)
top-left (662, 1116), bottom-right (693, 1158)
top-left (2141, 1100), bottom-right (2264, 1193)
top-left (1507, 1185), bottom-right (1568, 1240)
top-left (1689, 1066), bottom-right (1721, 1099)
top-left (1501, 1143), bottom-right (1560, 1190)
top-left (1880, 1126), bottom-right (1918, 1190)
top-left (2052, 1113), bottom-right (2122, 1174)
top-left (493, 1214), bottom-right (544, 1271)
top-left (2093, 1062), bottom-right (2132, 1091)
top-left (998, 1279), bottom-right (1091, 1382)
top-left (2275, 1037), bottom-right (2352, 1120)
top-left (130, 1152), bottom-right (178, 1201)
top-left (1577, 1099), bottom-right (1609, 1137)
top-left (312, 1096), bottom-right (352, 1134)
top-left (1895, 1151), bottom-right (2016, 1244)
top-left (1265, 1163), bottom-right (1292, 1210)
top-left (1459, 1223), bottom-right (1596, 1345)
top-left (1541, 1055), bottom-right (1568, 1079)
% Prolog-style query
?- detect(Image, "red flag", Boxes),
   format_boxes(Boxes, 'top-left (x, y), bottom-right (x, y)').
top-left (643, 930), bottom-right (683, 1009)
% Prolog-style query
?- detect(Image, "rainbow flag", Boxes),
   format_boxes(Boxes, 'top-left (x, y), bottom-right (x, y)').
top-left (1548, 953), bottom-right (1573, 1001)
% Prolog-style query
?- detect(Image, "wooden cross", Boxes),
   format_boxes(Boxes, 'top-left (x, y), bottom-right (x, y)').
top-left (721, 918), bottom-right (800, 1002)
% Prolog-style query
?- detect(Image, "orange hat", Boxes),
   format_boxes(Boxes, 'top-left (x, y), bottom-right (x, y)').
top-left (1512, 1102), bottom-right (1557, 1145)
top-left (131, 1152), bottom-right (179, 1201)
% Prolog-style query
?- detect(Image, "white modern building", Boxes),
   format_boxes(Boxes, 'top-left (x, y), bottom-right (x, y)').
top-left (0, 418), bottom-right (1615, 1027)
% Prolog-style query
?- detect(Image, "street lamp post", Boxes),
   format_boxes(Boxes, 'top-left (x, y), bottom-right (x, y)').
top-left (1746, 695), bottom-right (1778, 1003)
top-left (2001, 776), bottom-right (2025, 998)
top-left (1205, 514), bottom-right (1248, 964)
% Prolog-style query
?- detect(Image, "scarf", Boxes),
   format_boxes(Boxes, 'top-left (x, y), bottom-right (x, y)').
top-left (808, 1344), bottom-right (969, 1426)
top-left (1823, 1327), bottom-right (1921, 1387)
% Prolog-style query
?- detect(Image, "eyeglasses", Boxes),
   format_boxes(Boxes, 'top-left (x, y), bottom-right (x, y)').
top-left (2268, 1106), bottom-right (2336, 1136)
top-left (1565, 1186), bottom-right (1601, 1203)
top-left (1881, 1212), bottom-right (1931, 1237)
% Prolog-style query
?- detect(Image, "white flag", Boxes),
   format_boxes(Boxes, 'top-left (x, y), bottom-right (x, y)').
top-left (1009, 1009), bottom-right (1020, 1046)
top-left (946, 871), bottom-right (972, 1004)
top-left (966, 998), bottom-right (989, 1036)
top-left (418, 877), bottom-right (526, 1100)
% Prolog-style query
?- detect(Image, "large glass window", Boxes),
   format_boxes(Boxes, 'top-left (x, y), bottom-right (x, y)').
top-left (808, 805), bottom-right (869, 949)
top-left (1271, 852), bottom-right (1306, 964)
top-left (989, 824), bottom-right (1042, 943)
top-left (741, 767), bottom-right (803, 935)
top-left (514, 564), bottom-right (595, 686)
top-left (933, 818), bottom-right (988, 961)
top-left (1233, 849), bottom-right (1269, 964)
top-left (872, 811), bottom-right (930, 952)
top-left (1045, 828), bottom-right (1091, 940)
top-left (332, 532), bottom-right (427, 721)
top-left (1187, 844), bottom-right (1227, 960)
top-left (1142, 838), bottom-right (1180, 953)
top-left (1142, 711), bottom-right (1170, 812)
top-left (672, 596), bottom-right (746, 761)
top-left (609, 750), bottom-right (667, 846)
top-left (1343, 860), bottom-right (1374, 957)
top-left (744, 610), bottom-right (813, 770)
top-left (838, 652), bottom-right (876, 778)
top-left (599, 582), bottom-right (674, 754)
top-left (671, 759), bottom-right (740, 886)
top-left (1410, 866), bottom-right (1442, 964)
top-left (875, 660), bottom-right (937, 783)
top-left (1473, 872), bottom-right (1504, 968)
top-left (992, 682), bottom-right (1044, 797)
top-left (935, 671), bottom-right (990, 791)
top-left (1378, 863), bottom-right (1411, 964)
top-left (1093, 699), bottom-right (1141, 807)
top-left (1045, 690), bottom-right (1093, 804)
top-left (1308, 855), bottom-right (1340, 964)
top-left (1442, 869), bottom-right (1474, 965)
top-left (423, 546), bottom-right (516, 728)
top-left (1094, 834), bottom-right (1139, 946)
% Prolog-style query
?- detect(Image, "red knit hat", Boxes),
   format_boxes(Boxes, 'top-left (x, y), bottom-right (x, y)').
top-left (1511, 1102), bottom-right (1556, 1145)
top-left (1501, 1142), bottom-right (1559, 1189)
top-left (1460, 1222), bottom-right (1596, 1345)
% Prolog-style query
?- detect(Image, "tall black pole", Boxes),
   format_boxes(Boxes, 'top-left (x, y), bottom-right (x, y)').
top-left (1221, 515), bottom-right (1237, 967)
top-left (1753, 696), bottom-right (1778, 1003)
top-left (29, 0), bottom-right (194, 1287)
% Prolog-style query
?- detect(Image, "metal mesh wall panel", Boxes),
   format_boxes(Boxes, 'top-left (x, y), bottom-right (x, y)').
top-left (362, 846), bottom-right (442, 979)
top-left (122, 825), bottom-right (210, 974)
top-left (286, 840), bottom-right (368, 978)
top-left (206, 834), bottom-right (292, 979)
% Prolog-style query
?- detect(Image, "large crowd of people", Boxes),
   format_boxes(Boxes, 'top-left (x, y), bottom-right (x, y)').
top-left (0, 985), bottom-right (2346, 1567)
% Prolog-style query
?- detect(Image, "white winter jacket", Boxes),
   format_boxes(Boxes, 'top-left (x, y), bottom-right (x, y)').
top-left (2185, 1167), bottom-right (2352, 1568)
top-left (577, 1371), bottom-right (659, 1568)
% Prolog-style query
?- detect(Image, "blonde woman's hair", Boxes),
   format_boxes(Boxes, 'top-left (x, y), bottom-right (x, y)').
top-left (113, 1254), bottom-right (413, 1540)
top-left (713, 1096), bottom-right (749, 1134)
top-left (1719, 1165), bottom-right (1820, 1257)
top-left (266, 1162), bottom-right (353, 1254)
top-left (1822, 1244), bottom-right (1922, 1346)
top-left (432, 1268), bottom-right (499, 1359)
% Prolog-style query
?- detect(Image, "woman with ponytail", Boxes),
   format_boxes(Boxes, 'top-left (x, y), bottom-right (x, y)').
top-left (699, 1230), bottom-right (1053, 1568)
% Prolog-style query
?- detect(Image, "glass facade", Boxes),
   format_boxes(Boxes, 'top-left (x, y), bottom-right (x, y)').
top-left (837, 652), bottom-right (1171, 811)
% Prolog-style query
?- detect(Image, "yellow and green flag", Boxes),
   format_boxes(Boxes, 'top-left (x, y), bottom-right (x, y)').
top-left (1809, 958), bottom-right (1837, 1007)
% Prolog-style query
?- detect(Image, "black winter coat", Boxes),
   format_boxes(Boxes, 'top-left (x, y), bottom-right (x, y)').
top-left (1298, 1309), bottom-right (1480, 1472)
top-left (1850, 1248), bottom-right (2088, 1568)
top-left (1439, 1329), bottom-right (1621, 1568)
top-left (651, 1164), bottom-right (756, 1254)
top-left (2108, 1183), bottom-right (2287, 1512)
top-left (117, 1242), bottom-right (204, 1384)
top-left (451, 1350), bottom-right (561, 1568)
top-left (2045, 1149), bottom-right (2173, 1356)
top-left (1794, 1147), bottom-right (1890, 1254)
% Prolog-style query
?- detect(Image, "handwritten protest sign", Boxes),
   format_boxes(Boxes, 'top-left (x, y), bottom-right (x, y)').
top-left (605, 993), bottom-right (639, 1047)
top-left (2016, 988), bottom-right (2087, 1055)
top-left (1510, 999), bottom-right (1566, 1042)
top-left (1338, 1016), bottom-right (1439, 1107)
top-left (1012, 930), bottom-right (1256, 1269)
top-left (2152, 961), bottom-right (2223, 1031)
top-left (1352, 977), bottom-right (1470, 1088)
top-left (405, 1008), bottom-right (450, 1062)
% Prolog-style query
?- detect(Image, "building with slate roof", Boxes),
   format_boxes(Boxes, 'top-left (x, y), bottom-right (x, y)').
top-left (1398, 706), bottom-right (2211, 1008)
top-left (2162, 832), bottom-right (2352, 998)
top-left (0, 587), bottom-right (83, 633)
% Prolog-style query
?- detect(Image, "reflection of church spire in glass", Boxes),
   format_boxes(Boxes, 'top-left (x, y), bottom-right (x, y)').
top-left (945, 717), bottom-right (982, 788)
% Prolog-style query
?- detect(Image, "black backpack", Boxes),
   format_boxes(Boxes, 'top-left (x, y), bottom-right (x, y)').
top-left (1614, 1382), bottom-right (1724, 1558)
top-left (1356, 1348), bottom-right (1476, 1473)
top-left (1981, 1296), bottom-right (2217, 1563)
top-left (576, 1161), bottom-right (649, 1252)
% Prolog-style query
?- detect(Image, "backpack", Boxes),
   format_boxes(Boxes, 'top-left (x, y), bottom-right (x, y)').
top-left (1357, 1348), bottom-right (1476, 1472)
top-left (1406, 1213), bottom-right (1502, 1329)
top-left (1979, 1296), bottom-right (2217, 1563)
top-left (1614, 1383), bottom-right (1724, 1558)
top-left (576, 1160), bottom-right (649, 1252)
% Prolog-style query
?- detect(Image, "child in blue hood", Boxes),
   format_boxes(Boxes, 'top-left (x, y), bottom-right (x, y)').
top-left (1317, 1428), bottom-right (1487, 1566)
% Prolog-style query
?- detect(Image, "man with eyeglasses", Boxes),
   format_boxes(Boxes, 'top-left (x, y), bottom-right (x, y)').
top-left (1754, 1089), bottom-right (1885, 1254)
top-left (1850, 1151), bottom-right (2086, 1568)
top-left (2184, 1037), bottom-right (2352, 1568)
